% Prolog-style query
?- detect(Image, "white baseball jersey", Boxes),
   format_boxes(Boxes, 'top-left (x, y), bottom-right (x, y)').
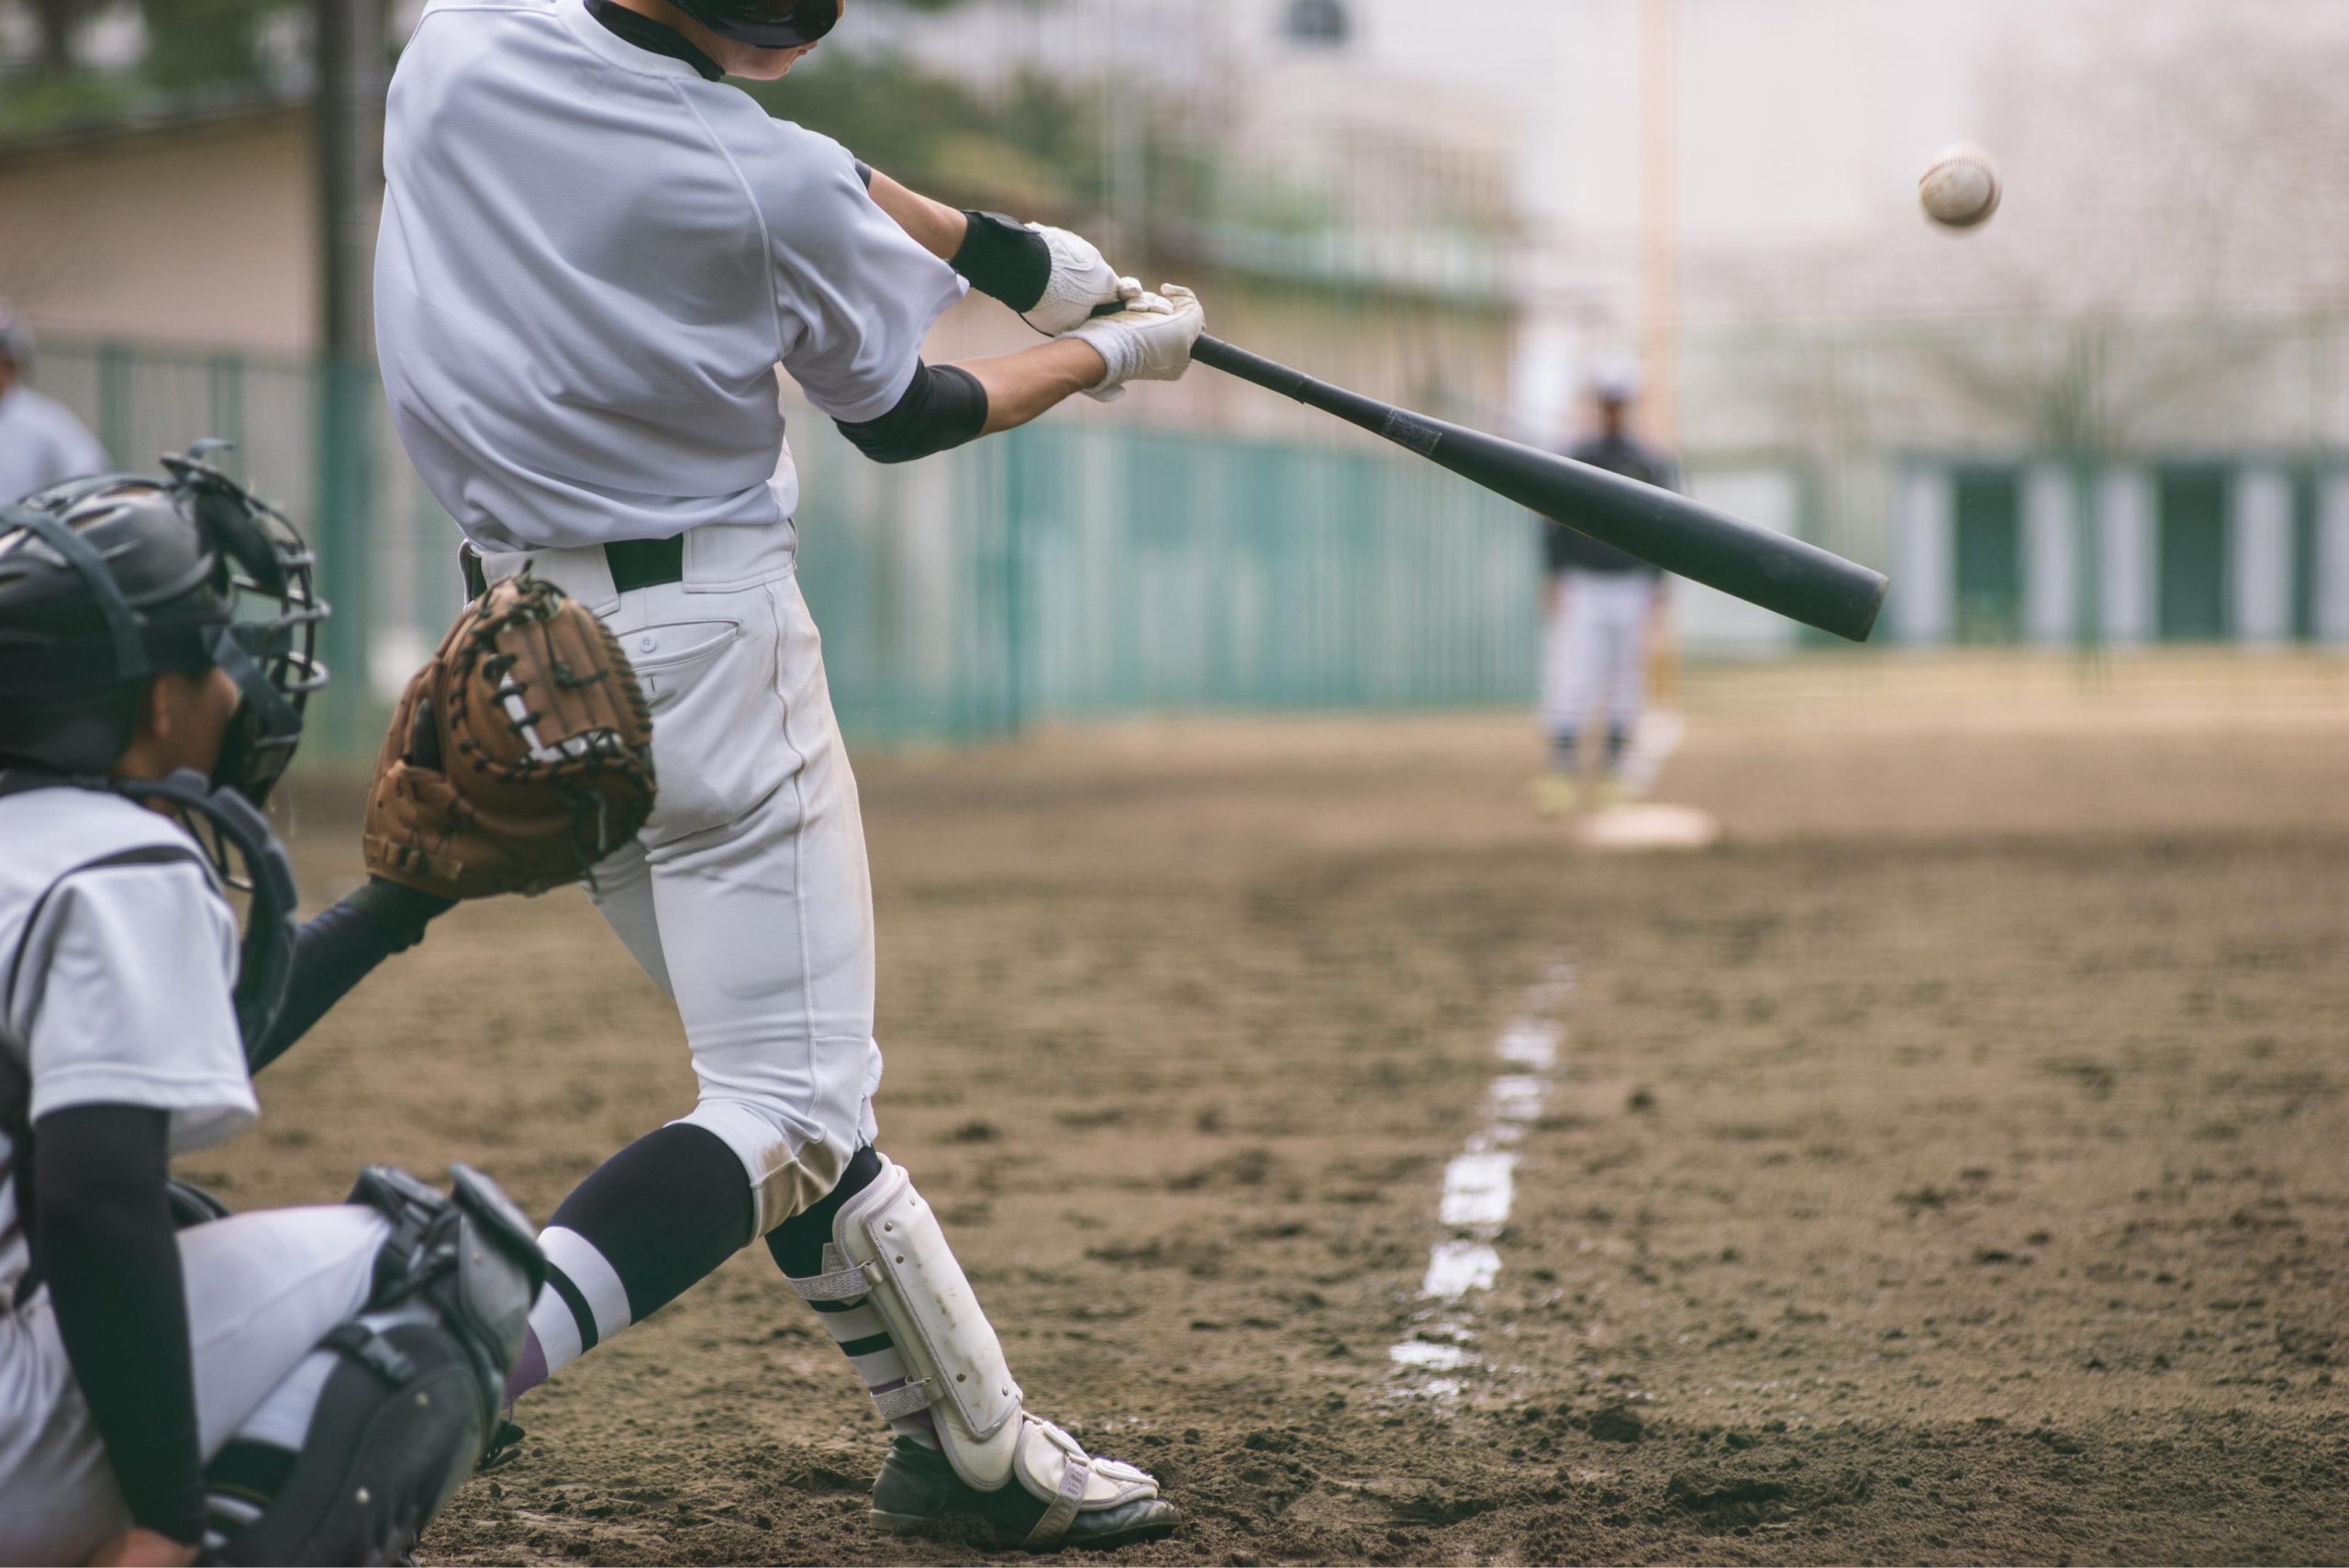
top-left (375, 0), bottom-right (967, 552)
top-left (0, 385), bottom-right (109, 505)
top-left (0, 788), bottom-right (255, 1305)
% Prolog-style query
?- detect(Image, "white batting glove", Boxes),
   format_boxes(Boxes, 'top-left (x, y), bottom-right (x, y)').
top-left (1064, 284), bottom-right (1205, 403)
top-left (1021, 225), bottom-right (1138, 335)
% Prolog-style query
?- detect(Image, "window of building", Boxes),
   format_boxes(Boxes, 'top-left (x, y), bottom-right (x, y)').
top-left (2155, 466), bottom-right (2232, 643)
top-left (2292, 470), bottom-right (2321, 643)
top-left (1952, 467), bottom-right (2022, 644)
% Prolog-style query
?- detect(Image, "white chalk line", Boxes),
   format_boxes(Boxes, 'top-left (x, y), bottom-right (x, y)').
top-left (1387, 963), bottom-right (1574, 1396)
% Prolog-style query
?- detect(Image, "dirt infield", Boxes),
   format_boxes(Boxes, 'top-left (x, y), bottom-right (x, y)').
top-left (224, 653), bottom-right (2349, 1565)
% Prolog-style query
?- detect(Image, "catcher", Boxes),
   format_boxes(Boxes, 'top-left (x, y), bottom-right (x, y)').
top-left (0, 448), bottom-right (568, 1566)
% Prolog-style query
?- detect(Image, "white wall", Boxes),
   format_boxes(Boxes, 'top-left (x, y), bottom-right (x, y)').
top-left (2096, 467), bottom-right (2155, 647)
top-left (1890, 466), bottom-right (1952, 645)
top-left (2022, 463), bottom-right (2078, 646)
top-left (1677, 467), bottom-right (1802, 655)
top-left (2231, 468), bottom-right (2294, 646)
top-left (0, 110), bottom-right (318, 353)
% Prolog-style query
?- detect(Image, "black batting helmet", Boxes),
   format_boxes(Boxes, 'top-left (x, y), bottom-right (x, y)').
top-left (669, 0), bottom-right (841, 48)
top-left (0, 441), bottom-right (326, 805)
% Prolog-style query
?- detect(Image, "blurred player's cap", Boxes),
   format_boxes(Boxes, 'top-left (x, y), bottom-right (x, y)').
top-left (0, 302), bottom-right (31, 363)
top-left (1588, 361), bottom-right (1643, 406)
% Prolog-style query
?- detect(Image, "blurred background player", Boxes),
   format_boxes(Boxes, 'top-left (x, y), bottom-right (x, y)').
top-left (1536, 364), bottom-right (1680, 814)
top-left (0, 303), bottom-right (107, 503)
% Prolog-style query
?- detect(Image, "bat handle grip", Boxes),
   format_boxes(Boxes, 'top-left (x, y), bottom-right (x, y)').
top-left (1192, 335), bottom-right (1312, 400)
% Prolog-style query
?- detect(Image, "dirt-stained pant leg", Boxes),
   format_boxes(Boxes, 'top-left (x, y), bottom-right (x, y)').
top-left (587, 568), bottom-right (883, 1236)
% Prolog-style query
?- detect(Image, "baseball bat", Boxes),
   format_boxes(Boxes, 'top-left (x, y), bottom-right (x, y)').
top-left (1190, 335), bottom-right (1888, 643)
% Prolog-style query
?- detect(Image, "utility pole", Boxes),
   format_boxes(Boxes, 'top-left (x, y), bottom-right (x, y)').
top-left (317, 0), bottom-right (388, 360)
top-left (1637, 0), bottom-right (1680, 447)
top-left (314, 0), bottom-right (390, 749)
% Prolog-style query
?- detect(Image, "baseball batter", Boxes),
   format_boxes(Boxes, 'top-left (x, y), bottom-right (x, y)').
top-left (1536, 365), bottom-right (1680, 813)
top-left (0, 454), bottom-right (543, 1566)
top-left (375, 0), bottom-right (1198, 1549)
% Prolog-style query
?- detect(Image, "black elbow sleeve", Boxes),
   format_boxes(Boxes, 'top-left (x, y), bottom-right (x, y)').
top-left (835, 363), bottom-right (989, 465)
top-left (951, 210), bottom-right (1051, 313)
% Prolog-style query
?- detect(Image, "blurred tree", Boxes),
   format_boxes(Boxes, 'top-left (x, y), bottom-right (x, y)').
top-left (137, 0), bottom-right (304, 92)
top-left (20, 0), bottom-right (92, 72)
top-left (8, 0), bottom-right (300, 81)
top-left (745, 50), bottom-right (1106, 217)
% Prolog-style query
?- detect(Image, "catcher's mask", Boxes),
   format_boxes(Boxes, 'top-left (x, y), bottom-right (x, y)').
top-left (666, 0), bottom-right (841, 49)
top-left (0, 439), bottom-right (328, 808)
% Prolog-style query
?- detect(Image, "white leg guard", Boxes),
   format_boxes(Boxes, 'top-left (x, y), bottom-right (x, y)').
top-left (785, 1157), bottom-right (1164, 1548)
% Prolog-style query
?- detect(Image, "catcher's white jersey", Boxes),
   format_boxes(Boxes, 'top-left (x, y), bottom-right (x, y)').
top-left (375, 0), bottom-right (966, 553)
top-left (0, 788), bottom-right (254, 1304)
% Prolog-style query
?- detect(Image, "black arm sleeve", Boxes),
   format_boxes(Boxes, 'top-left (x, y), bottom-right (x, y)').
top-left (33, 1104), bottom-right (203, 1545)
top-left (247, 879), bottom-right (454, 1073)
top-left (833, 362), bottom-right (990, 466)
top-left (950, 210), bottom-right (1052, 313)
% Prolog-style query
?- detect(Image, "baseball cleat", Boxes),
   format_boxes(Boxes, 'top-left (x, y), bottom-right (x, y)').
top-left (870, 1435), bottom-right (1180, 1552)
top-left (477, 1418), bottom-right (527, 1473)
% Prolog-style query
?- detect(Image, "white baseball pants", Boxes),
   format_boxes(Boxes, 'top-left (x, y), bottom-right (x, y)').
top-left (1541, 570), bottom-right (1655, 743)
top-left (0, 1206), bottom-right (391, 1565)
top-left (481, 525), bottom-right (881, 1238)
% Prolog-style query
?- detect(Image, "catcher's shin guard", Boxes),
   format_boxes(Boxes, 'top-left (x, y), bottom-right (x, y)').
top-left (209, 1166), bottom-right (544, 1566)
top-left (785, 1157), bottom-right (1174, 1551)
top-left (210, 1320), bottom-right (492, 1566)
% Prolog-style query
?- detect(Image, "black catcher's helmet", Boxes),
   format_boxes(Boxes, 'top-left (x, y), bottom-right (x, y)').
top-left (669, 0), bottom-right (841, 48)
top-left (0, 440), bottom-right (327, 806)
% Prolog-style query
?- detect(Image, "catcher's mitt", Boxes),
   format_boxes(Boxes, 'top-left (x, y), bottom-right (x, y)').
top-left (365, 573), bottom-right (655, 899)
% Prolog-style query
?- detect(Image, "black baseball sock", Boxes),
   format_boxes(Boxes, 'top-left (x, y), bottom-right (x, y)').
top-left (507, 1122), bottom-right (755, 1400)
top-left (767, 1148), bottom-right (942, 1450)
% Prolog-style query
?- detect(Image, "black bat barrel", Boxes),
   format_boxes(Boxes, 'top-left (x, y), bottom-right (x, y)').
top-left (1193, 335), bottom-right (1887, 643)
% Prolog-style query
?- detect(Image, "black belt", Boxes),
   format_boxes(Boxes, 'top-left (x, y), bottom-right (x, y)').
top-left (605, 536), bottom-right (685, 594)
top-left (460, 535), bottom-right (685, 601)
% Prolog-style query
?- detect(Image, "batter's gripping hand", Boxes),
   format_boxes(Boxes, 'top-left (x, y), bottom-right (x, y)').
top-left (364, 573), bottom-right (656, 900)
top-left (1020, 224), bottom-right (1140, 336)
top-left (1065, 284), bottom-right (1205, 403)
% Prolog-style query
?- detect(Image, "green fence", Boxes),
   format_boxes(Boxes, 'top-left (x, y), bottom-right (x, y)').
top-left (28, 341), bottom-right (1544, 758)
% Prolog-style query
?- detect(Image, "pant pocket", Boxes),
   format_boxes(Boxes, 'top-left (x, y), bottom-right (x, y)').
top-left (632, 606), bottom-right (796, 844)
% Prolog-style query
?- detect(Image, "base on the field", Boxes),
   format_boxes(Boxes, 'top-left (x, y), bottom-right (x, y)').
top-left (1577, 802), bottom-right (1721, 851)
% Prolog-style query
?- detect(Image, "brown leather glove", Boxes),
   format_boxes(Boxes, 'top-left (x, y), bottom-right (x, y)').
top-left (364, 573), bottom-right (655, 899)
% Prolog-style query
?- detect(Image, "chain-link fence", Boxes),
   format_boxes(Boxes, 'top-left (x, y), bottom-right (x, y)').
top-left (28, 339), bottom-right (1546, 761)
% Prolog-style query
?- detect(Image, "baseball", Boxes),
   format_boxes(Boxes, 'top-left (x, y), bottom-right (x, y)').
top-left (1918, 141), bottom-right (2001, 228)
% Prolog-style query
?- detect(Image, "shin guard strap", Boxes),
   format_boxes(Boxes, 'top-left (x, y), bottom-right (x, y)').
top-left (785, 1262), bottom-right (877, 1302)
top-left (870, 1381), bottom-right (934, 1422)
top-left (1022, 1451), bottom-right (1093, 1550)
